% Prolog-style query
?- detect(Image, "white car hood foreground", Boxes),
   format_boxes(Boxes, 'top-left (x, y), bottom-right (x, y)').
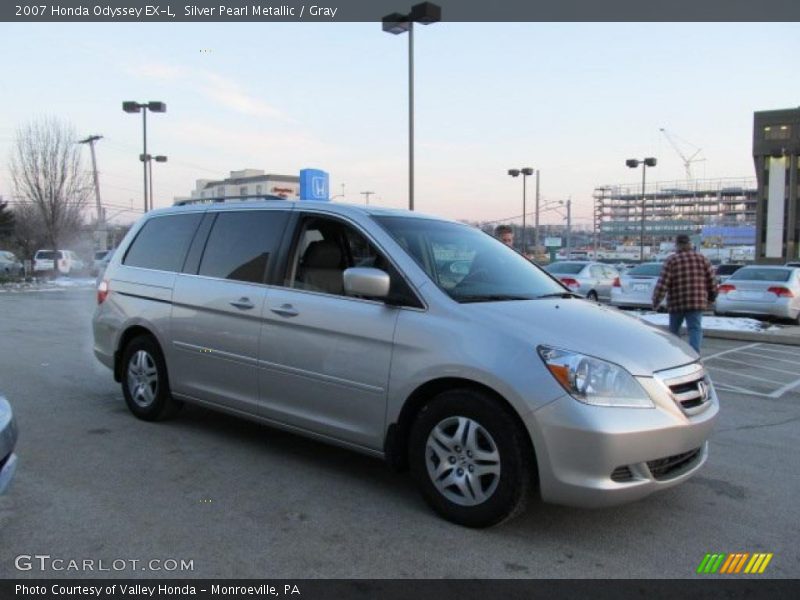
top-left (464, 298), bottom-right (696, 376)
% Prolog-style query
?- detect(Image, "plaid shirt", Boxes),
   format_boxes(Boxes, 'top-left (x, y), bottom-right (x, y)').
top-left (652, 249), bottom-right (717, 312)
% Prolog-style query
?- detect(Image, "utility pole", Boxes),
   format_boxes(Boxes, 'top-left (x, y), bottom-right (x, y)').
top-left (78, 135), bottom-right (106, 251)
top-left (565, 198), bottom-right (572, 258)
top-left (360, 191), bottom-right (375, 205)
top-left (534, 170), bottom-right (541, 254)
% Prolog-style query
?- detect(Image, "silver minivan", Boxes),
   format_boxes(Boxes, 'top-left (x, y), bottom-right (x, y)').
top-left (93, 201), bottom-right (718, 527)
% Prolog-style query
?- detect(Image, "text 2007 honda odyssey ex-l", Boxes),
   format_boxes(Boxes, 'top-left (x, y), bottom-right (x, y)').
top-left (93, 201), bottom-right (718, 527)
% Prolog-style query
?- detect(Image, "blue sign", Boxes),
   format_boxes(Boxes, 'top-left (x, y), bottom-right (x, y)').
top-left (299, 168), bottom-right (329, 201)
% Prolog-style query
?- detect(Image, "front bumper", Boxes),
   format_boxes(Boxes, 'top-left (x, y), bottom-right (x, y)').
top-left (526, 364), bottom-right (718, 507)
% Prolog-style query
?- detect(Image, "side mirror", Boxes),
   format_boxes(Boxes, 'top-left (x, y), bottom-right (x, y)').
top-left (343, 267), bottom-right (390, 299)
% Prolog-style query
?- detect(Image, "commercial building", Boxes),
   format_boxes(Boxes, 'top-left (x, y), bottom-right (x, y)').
top-left (753, 108), bottom-right (800, 262)
top-left (594, 177), bottom-right (757, 249)
top-left (175, 169), bottom-right (300, 204)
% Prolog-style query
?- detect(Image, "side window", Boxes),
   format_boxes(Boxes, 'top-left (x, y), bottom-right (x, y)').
top-left (123, 213), bottom-right (203, 272)
top-left (289, 216), bottom-right (421, 306)
top-left (198, 210), bottom-right (289, 284)
top-left (589, 265), bottom-right (603, 278)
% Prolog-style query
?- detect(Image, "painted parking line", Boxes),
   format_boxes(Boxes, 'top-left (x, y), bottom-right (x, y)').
top-left (703, 342), bottom-right (800, 399)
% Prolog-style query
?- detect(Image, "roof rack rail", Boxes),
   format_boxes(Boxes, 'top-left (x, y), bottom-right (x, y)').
top-left (173, 195), bottom-right (289, 207)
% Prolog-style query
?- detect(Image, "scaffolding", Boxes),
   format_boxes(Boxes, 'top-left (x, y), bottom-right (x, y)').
top-left (594, 177), bottom-right (757, 246)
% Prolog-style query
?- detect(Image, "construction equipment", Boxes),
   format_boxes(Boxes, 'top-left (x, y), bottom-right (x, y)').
top-left (659, 128), bottom-right (705, 181)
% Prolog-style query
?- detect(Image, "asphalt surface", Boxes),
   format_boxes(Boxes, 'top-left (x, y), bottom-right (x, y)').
top-left (0, 288), bottom-right (798, 579)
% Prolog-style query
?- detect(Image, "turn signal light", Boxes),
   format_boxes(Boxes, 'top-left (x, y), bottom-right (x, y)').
top-left (718, 284), bottom-right (736, 294)
top-left (97, 279), bottom-right (109, 304)
top-left (767, 286), bottom-right (794, 298)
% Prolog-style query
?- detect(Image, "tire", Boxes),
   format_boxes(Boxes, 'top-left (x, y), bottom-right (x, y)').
top-left (408, 389), bottom-right (534, 528)
top-left (121, 335), bottom-right (182, 421)
top-left (587, 290), bottom-right (599, 302)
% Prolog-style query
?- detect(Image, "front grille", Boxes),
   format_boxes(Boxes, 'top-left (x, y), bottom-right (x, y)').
top-left (611, 465), bottom-right (634, 482)
top-left (647, 447), bottom-right (702, 480)
top-left (656, 363), bottom-right (712, 414)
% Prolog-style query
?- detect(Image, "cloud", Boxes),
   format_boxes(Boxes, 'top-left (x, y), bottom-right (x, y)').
top-left (130, 62), bottom-right (284, 120)
top-left (199, 72), bottom-right (284, 119)
top-left (130, 62), bottom-right (185, 80)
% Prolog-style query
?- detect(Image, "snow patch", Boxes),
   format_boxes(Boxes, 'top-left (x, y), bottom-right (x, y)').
top-left (638, 312), bottom-right (781, 332)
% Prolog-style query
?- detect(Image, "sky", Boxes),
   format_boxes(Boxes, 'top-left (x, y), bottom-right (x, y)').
top-left (1, 22), bottom-right (798, 227)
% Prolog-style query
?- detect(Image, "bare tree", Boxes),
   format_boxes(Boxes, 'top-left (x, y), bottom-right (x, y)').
top-left (10, 200), bottom-right (46, 260)
top-left (9, 117), bottom-right (90, 272)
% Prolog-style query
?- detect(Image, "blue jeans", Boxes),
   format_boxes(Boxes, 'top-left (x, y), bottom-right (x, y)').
top-left (669, 310), bottom-right (703, 353)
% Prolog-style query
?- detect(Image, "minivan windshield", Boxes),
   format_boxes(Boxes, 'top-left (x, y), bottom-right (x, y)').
top-left (375, 216), bottom-right (567, 302)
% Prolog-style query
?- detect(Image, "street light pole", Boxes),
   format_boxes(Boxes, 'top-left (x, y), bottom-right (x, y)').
top-left (507, 167), bottom-right (534, 254)
top-left (382, 3), bottom-right (441, 212)
top-left (123, 101), bottom-right (166, 213)
top-left (625, 157), bottom-right (657, 261)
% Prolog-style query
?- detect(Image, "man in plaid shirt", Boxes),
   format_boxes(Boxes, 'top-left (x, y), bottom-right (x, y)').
top-left (652, 234), bottom-right (718, 352)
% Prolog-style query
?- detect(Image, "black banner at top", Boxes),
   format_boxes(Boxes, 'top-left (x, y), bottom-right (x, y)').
top-left (4, 0), bottom-right (800, 22)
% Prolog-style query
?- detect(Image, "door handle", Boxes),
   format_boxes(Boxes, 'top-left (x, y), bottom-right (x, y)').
top-left (229, 297), bottom-right (255, 310)
top-left (270, 303), bottom-right (299, 318)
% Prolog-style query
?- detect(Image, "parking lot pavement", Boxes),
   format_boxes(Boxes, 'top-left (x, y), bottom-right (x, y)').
top-left (0, 289), bottom-right (798, 579)
top-left (701, 340), bottom-right (800, 398)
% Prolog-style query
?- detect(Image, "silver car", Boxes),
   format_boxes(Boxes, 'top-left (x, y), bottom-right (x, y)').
top-left (93, 201), bottom-right (718, 527)
top-left (0, 251), bottom-right (24, 278)
top-left (0, 395), bottom-right (18, 495)
top-left (715, 266), bottom-right (800, 323)
top-left (611, 262), bottom-right (666, 309)
top-left (544, 261), bottom-right (619, 301)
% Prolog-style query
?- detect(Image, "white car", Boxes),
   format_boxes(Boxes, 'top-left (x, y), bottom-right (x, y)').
top-left (33, 249), bottom-right (85, 275)
top-left (610, 262), bottom-right (666, 309)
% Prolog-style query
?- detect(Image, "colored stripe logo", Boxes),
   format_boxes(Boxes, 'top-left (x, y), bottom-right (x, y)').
top-left (696, 552), bottom-right (773, 574)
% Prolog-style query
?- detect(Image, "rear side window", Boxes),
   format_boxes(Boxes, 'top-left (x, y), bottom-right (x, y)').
top-left (123, 213), bottom-right (203, 272)
top-left (198, 210), bottom-right (289, 284)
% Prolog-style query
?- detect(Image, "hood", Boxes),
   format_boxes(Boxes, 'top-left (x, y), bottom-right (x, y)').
top-left (462, 298), bottom-right (696, 376)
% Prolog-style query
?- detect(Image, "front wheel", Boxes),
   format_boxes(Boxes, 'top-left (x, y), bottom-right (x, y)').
top-left (408, 389), bottom-right (534, 528)
top-left (121, 335), bottom-right (182, 421)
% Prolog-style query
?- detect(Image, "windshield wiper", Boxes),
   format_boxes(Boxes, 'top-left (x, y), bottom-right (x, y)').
top-left (455, 294), bottom-right (534, 303)
top-left (534, 292), bottom-right (579, 299)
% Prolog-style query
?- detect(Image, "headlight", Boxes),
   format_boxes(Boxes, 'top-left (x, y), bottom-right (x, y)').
top-left (537, 346), bottom-right (654, 408)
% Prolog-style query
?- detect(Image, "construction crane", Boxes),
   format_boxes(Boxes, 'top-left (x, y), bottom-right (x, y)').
top-left (659, 127), bottom-right (705, 181)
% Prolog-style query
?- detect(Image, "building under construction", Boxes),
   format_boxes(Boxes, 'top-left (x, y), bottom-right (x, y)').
top-left (593, 177), bottom-right (757, 248)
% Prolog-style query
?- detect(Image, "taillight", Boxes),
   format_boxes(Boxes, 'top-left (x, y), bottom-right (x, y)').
top-left (97, 279), bottom-right (109, 304)
top-left (612, 277), bottom-right (621, 287)
top-left (718, 284), bottom-right (736, 294)
top-left (767, 286), bottom-right (794, 298)
top-left (560, 277), bottom-right (580, 290)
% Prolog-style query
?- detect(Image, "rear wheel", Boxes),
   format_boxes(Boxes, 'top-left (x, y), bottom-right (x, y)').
top-left (121, 336), bottom-right (182, 421)
top-left (408, 389), bottom-right (533, 528)
top-left (587, 290), bottom-right (599, 302)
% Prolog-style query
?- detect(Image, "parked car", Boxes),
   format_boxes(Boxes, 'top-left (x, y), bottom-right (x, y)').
top-left (543, 261), bottom-right (619, 301)
top-left (0, 395), bottom-right (18, 495)
top-left (610, 262), bottom-right (665, 309)
top-left (0, 251), bottom-right (24, 277)
top-left (715, 266), bottom-right (800, 324)
top-left (93, 201), bottom-right (718, 527)
top-left (714, 263), bottom-right (745, 286)
top-left (33, 249), bottom-right (85, 275)
top-left (92, 249), bottom-right (115, 277)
